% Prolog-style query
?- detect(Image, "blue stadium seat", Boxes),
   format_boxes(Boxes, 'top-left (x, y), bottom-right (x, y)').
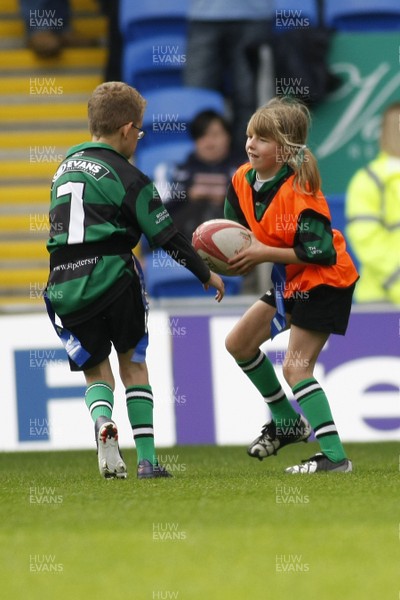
top-left (327, 194), bottom-right (359, 269)
top-left (327, 194), bottom-right (346, 232)
top-left (135, 140), bottom-right (194, 181)
top-left (140, 86), bottom-right (226, 148)
top-left (122, 35), bottom-right (187, 93)
top-left (325, 0), bottom-right (400, 31)
top-left (119, 0), bottom-right (189, 41)
top-left (144, 257), bottom-right (243, 298)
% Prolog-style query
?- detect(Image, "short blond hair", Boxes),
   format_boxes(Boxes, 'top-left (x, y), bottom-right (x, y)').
top-left (247, 97), bottom-right (321, 195)
top-left (380, 102), bottom-right (400, 157)
top-left (88, 81), bottom-right (146, 137)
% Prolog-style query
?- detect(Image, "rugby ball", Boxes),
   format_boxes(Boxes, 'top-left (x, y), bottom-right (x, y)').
top-left (192, 219), bottom-right (252, 276)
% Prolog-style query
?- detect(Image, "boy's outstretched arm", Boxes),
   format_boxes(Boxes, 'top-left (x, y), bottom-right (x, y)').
top-left (161, 231), bottom-right (225, 301)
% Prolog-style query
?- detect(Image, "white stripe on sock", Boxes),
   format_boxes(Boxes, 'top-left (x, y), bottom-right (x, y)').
top-left (241, 351), bottom-right (264, 372)
top-left (294, 383), bottom-right (321, 401)
top-left (315, 424), bottom-right (337, 437)
top-left (133, 426), bottom-right (154, 436)
top-left (263, 389), bottom-right (285, 403)
top-left (89, 400), bottom-right (112, 414)
top-left (126, 390), bottom-right (153, 402)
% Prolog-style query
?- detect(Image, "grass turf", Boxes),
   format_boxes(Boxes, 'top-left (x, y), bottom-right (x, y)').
top-left (0, 442), bottom-right (398, 600)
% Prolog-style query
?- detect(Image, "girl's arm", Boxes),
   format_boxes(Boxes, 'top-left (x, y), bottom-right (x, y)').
top-left (228, 210), bottom-right (336, 275)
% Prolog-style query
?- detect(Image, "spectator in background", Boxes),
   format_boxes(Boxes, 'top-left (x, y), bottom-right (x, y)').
top-left (166, 110), bottom-right (240, 241)
top-left (97, 0), bottom-right (122, 81)
top-left (20, 0), bottom-right (99, 57)
top-left (184, 0), bottom-right (274, 161)
top-left (345, 102), bottom-right (400, 305)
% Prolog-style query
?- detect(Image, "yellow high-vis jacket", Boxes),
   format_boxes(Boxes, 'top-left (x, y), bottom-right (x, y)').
top-left (346, 152), bottom-right (400, 304)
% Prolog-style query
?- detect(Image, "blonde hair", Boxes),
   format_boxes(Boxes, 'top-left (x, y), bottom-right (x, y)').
top-left (380, 102), bottom-right (400, 158)
top-left (88, 81), bottom-right (146, 137)
top-left (247, 97), bottom-right (321, 195)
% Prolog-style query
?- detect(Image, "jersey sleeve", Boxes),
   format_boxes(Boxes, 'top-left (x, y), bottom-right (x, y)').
top-left (162, 231), bottom-right (211, 283)
top-left (125, 179), bottom-right (178, 249)
top-left (293, 209), bottom-right (337, 265)
top-left (224, 182), bottom-right (250, 228)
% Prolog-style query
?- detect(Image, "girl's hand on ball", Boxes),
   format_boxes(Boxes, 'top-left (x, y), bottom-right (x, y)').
top-left (228, 234), bottom-right (270, 275)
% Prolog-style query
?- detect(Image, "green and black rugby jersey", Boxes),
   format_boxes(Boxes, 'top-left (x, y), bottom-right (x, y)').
top-left (46, 142), bottom-right (209, 322)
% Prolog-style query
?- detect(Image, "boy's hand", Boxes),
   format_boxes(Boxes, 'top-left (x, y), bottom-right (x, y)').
top-left (203, 271), bottom-right (225, 302)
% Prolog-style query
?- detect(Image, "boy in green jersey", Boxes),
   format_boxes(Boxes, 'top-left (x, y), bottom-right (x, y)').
top-left (46, 82), bottom-right (224, 479)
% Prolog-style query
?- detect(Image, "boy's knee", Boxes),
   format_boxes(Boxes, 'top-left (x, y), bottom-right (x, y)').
top-left (119, 359), bottom-right (148, 388)
top-left (120, 361), bottom-right (143, 376)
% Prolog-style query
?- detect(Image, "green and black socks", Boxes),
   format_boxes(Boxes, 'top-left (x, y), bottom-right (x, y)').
top-left (237, 352), bottom-right (346, 463)
top-left (85, 382), bottom-right (156, 465)
top-left (292, 377), bottom-right (346, 463)
top-left (126, 385), bottom-right (156, 465)
top-left (237, 350), bottom-right (300, 430)
top-left (85, 381), bottom-right (114, 422)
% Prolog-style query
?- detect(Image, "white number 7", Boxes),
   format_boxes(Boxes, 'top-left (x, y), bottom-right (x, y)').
top-left (57, 181), bottom-right (86, 244)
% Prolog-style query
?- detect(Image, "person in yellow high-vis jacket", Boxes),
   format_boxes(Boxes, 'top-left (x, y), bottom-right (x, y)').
top-left (346, 102), bottom-right (400, 304)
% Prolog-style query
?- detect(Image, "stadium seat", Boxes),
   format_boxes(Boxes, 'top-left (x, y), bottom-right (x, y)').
top-left (144, 256), bottom-right (243, 298)
top-left (327, 194), bottom-right (346, 232)
top-left (325, 0), bottom-right (400, 31)
top-left (119, 0), bottom-right (189, 41)
top-left (140, 86), bottom-right (226, 148)
top-left (122, 35), bottom-right (187, 92)
top-left (327, 194), bottom-right (359, 269)
top-left (135, 140), bottom-right (194, 182)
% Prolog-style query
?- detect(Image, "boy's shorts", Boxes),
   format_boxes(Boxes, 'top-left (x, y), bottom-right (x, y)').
top-left (260, 283), bottom-right (356, 335)
top-left (63, 279), bottom-right (146, 372)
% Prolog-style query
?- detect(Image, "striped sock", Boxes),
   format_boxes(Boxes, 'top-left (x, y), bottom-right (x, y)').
top-left (126, 385), bottom-right (156, 465)
top-left (237, 350), bottom-right (299, 430)
top-left (292, 377), bottom-right (346, 462)
top-left (85, 381), bottom-right (114, 422)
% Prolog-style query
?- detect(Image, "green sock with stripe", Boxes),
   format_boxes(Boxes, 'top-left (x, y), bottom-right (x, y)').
top-left (85, 381), bottom-right (114, 422)
top-left (126, 385), bottom-right (156, 465)
top-left (292, 377), bottom-right (346, 462)
top-left (237, 350), bottom-right (300, 430)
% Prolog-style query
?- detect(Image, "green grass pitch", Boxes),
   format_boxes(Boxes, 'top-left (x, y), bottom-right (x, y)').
top-left (0, 442), bottom-right (398, 600)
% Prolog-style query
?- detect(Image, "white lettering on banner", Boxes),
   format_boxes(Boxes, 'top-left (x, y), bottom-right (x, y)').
top-left (210, 317), bottom-right (400, 445)
top-left (316, 63), bottom-right (400, 159)
top-left (0, 313), bottom-right (175, 451)
top-left (0, 312), bottom-right (399, 450)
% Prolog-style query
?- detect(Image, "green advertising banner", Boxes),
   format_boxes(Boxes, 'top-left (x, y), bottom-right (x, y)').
top-left (309, 31), bottom-right (400, 195)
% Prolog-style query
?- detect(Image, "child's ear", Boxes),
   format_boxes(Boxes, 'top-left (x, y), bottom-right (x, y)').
top-left (121, 122), bottom-right (132, 138)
